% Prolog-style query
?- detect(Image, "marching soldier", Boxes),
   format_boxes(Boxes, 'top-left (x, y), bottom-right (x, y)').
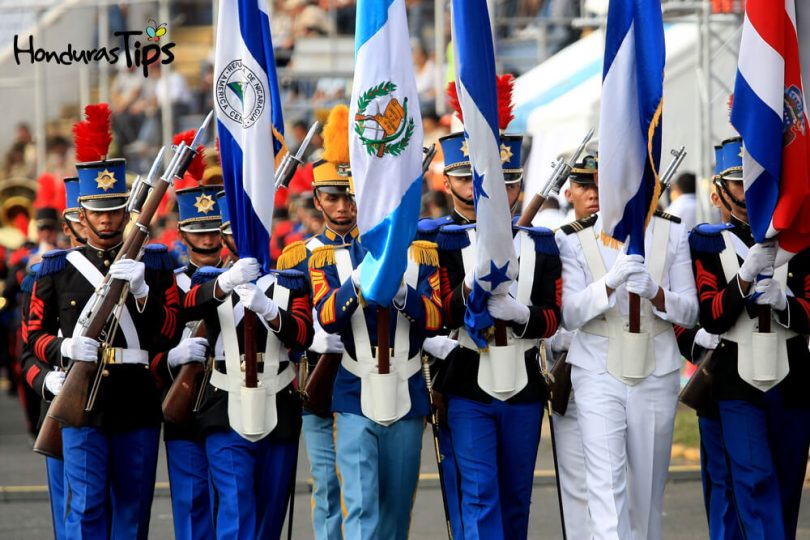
top-left (434, 127), bottom-right (562, 539)
top-left (182, 254), bottom-right (313, 539)
top-left (62, 176), bottom-right (87, 246)
top-left (24, 109), bottom-right (180, 538)
top-left (689, 136), bottom-right (810, 539)
top-left (276, 104), bottom-right (358, 540)
top-left (309, 216), bottom-right (441, 537)
top-left (558, 154), bottom-right (698, 539)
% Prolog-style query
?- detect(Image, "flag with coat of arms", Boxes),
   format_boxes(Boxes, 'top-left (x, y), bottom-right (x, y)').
top-left (450, 0), bottom-right (519, 347)
top-left (598, 0), bottom-right (665, 256)
top-left (349, 0), bottom-right (424, 306)
top-left (731, 0), bottom-right (810, 255)
top-left (213, 0), bottom-right (286, 271)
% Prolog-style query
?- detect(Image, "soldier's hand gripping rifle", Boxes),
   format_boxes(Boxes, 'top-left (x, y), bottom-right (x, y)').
top-left (46, 112), bottom-right (214, 429)
top-left (161, 320), bottom-right (210, 425)
top-left (517, 128), bottom-right (594, 228)
top-left (274, 121), bottom-right (320, 190)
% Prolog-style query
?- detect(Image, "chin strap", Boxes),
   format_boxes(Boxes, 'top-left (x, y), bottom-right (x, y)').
top-left (84, 219), bottom-right (123, 241)
top-left (714, 178), bottom-right (746, 215)
top-left (66, 221), bottom-right (87, 245)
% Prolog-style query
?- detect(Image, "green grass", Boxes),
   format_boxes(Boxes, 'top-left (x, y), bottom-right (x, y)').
top-left (672, 406), bottom-right (700, 449)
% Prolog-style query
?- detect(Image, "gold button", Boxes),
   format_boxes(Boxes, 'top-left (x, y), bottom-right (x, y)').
top-left (70, 300), bottom-right (77, 306)
top-left (104, 260), bottom-right (110, 267)
top-left (342, 307), bottom-right (346, 312)
top-left (96, 251), bottom-right (103, 258)
top-left (788, 272), bottom-right (794, 278)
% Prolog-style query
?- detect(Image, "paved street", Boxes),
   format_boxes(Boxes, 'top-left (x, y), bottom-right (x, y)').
top-left (2, 388), bottom-right (809, 539)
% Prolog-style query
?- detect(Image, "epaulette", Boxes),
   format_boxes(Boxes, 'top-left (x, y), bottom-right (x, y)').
top-left (276, 240), bottom-right (307, 270)
top-left (272, 269), bottom-right (307, 292)
top-left (436, 223), bottom-right (475, 251)
top-left (416, 217), bottom-right (449, 242)
top-left (191, 266), bottom-right (225, 286)
top-left (409, 240), bottom-right (439, 267)
top-left (21, 264), bottom-right (40, 294)
top-left (309, 245), bottom-right (336, 269)
top-left (143, 244), bottom-right (176, 271)
top-left (559, 214), bottom-right (597, 235)
top-left (174, 266), bottom-right (187, 276)
top-left (689, 223), bottom-right (732, 254)
top-left (36, 249), bottom-right (68, 277)
top-left (654, 209), bottom-right (682, 224)
top-left (514, 225), bottom-right (559, 256)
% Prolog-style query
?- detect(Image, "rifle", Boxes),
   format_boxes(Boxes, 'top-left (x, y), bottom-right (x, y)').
top-left (422, 143), bottom-right (437, 175)
top-left (46, 112), bottom-right (214, 430)
top-left (422, 354), bottom-right (454, 540)
top-left (161, 320), bottom-right (208, 424)
top-left (678, 349), bottom-right (716, 416)
top-left (302, 352), bottom-right (342, 417)
top-left (538, 342), bottom-right (567, 540)
top-left (274, 121), bottom-right (320, 190)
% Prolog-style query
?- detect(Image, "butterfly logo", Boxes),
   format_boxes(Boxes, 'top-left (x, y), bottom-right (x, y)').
top-left (146, 19), bottom-right (167, 42)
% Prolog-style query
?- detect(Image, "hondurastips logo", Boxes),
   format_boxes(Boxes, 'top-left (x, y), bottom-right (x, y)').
top-left (13, 19), bottom-right (175, 77)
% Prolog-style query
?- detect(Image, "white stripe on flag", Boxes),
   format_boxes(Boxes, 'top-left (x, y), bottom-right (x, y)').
top-left (738, 15), bottom-right (785, 118)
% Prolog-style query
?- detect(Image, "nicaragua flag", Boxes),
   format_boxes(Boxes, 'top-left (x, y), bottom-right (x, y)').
top-left (213, 0), bottom-right (285, 271)
top-left (731, 0), bottom-right (810, 254)
top-left (598, 0), bottom-right (665, 256)
top-left (349, 0), bottom-right (424, 306)
top-left (451, 0), bottom-right (518, 348)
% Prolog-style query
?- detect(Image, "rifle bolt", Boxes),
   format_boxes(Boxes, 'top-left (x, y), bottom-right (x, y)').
top-left (102, 369), bottom-right (110, 377)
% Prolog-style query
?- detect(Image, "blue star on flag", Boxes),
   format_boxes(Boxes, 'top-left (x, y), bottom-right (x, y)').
top-left (472, 170), bottom-right (489, 200)
top-left (479, 260), bottom-right (510, 290)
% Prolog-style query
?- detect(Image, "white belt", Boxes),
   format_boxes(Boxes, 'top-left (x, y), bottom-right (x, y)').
top-left (581, 315), bottom-right (671, 338)
top-left (340, 351), bottom-right (421, 380)
top-left (209, 361), bottom-right (295, 395)
top-left (457, 328), bottom-right (537, 355)
top-left (102, 347), bottom-right (149, 365)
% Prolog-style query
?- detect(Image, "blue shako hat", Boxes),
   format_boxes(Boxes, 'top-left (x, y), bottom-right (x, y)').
top-left (76, 158), bottom-right (128, 211)
top-left (216, 190), bottom-right (231, 235)
top-left (63, 176), bottom-right (81, 222)
top-left (717, 137), bottom-right (743, 181)
top-left (439, 132), bottom-right (523, 183)
top-left (176, 185), bottom-right (223, 233)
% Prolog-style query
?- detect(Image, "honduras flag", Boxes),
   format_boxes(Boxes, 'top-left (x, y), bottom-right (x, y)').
top-left (213, 0), bottom-right (285, 271)
top-left (349, 0), bottom-right (424, 306)
top-left (731, 0), bottom-right (810, 254)
top-left (598, 0), bottom-right (665, 256)
top-left (451, 0), bottom-right (518, 348)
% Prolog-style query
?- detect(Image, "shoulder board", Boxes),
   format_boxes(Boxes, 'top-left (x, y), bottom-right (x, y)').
top-left (689, 223), bottom-right (732, 254)
top-left (309, 245), bottom-right (336, 269)
top-left (514, 225), bottom-right (559, 256)
top-left (143, 243), bottom-right (176, 271)
top-left (559, 214), bottom-right (597, 235)
top-left (36, 249), bottom-right (68, 277)
top-left (436, 223), bottom-right (475, 251)
top-left (409, 240), bottom-right (439, 267)
top-left (416, 217), bottom-right (448, 242)
top-left (174, 266), bottom-right (188, 276)
top-left (21, 264), bottom-right (40, 294)
top-left (654, 210), bottom-right (682, 224)
top-left (276, 240), bottom-right (308, 271)
top-left (191, 266), bottom-right (225, 286)
top-left (272, 269), bottom-right (307, 292)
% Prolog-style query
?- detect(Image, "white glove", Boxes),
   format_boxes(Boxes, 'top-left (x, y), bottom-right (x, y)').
top-left (60, 336), bottom-right (99, 362)
top-left (422, 336), bottom-right (459, 360)
top-left (218, 257), bottom-right (261, 294)
top-left (44, 370), bottom-right (66, 396)
top-left (109, 259), bottom-right (149, 299)
top-left (167, 337), bottom-right (208, 369)
top-left (694, 329), bottom-right (720, 350)
top-left (351, 264), bottom-right (363, 289)
top-left (739, 241), bottom-right (777, 282)
top-left (605, 253), bottom-right (645, 290)
top-left (625, 269), bottom-right (660, 300)
top-left (394, 281), bottom-right (407, 306)
top-left (754, 278), bottom-right (788, 311)
top-left (310, 330), bottom-right (344, 354)
top-left (235, 283), bottom-right (279, 321)
top-left (550, 330), bottom-right (574, 353)
top-left (487, 294), bottom-right (530, 325)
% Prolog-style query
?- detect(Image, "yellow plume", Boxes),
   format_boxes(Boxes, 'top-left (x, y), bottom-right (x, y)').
top-left (321, 105), bottom-right (350, 164)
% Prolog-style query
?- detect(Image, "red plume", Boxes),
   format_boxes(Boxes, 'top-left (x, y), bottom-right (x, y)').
top-left (214, 137), bottom-right (222, 166)
top-left (446, 74), bottom-right (515, 131)
top-left (73, 103), bottom-right (113, 162)
top-left (172, 130), bottom-right (206, 183)
top-left (34, 173), bottom-right (66, 211)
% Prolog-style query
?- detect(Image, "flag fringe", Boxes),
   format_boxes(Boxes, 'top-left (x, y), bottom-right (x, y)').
top-left (644, 97), bottom-right (664, 232)
top-left (599, 231), bottom-right (624, 250)
top-left (409, 240), bottom-right (439, 267)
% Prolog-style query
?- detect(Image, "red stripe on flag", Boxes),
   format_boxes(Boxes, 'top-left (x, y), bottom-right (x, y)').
top-left (744, 1), bottom-right (787, 57)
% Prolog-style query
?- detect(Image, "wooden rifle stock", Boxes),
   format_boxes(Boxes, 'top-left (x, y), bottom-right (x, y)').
top-left (32, 413), bottom-right (63, 460)
top-left (303, 353), bottom-right (342, 417)
top-left (679, 349), bottom-right (716, 416)
top-left (162, 321), bottom-right (208, 425)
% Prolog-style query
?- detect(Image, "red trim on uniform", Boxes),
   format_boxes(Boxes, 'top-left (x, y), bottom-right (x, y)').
top-left (34, 335), bottom-right (56, 362)
top-left (184, 286), bottom-right (199, 309)
top-left (25, 364), bottom-right (41, 388)
top-left (712, 294), bottom-right (724, 321)
top-left (543, 308), bottom-right (558, 338)
top-left (161, 308), bottom-right (176, 339)
top-left (673, 325), bottom-right (685, 339)
top-left (289, 295), bottom-right (312, 348)
top-left (555, 277), bottom-right (562, 308)
top-left (439, 267), bottom-right (457, 325)
top-left (165, 282), bottom-right (179, 306)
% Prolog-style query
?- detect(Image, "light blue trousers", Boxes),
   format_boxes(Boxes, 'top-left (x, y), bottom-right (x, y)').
top-left (302, 414), bottom-right (343, 540)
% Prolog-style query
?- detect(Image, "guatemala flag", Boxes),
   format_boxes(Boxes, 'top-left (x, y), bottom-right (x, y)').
top-left (598, 0), bottom-right (665, 256)
top-left (349, 0), bottom-right (424, 306)
top-left (731, 0), bottom-right (810, 254)
top-left (451, 0), bottom-right (518, 347)
top-left (213, 0), bottom-right (285, 271)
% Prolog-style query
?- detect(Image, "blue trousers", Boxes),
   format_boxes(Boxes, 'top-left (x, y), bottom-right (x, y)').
top-left (438, 425), bottom-right (464, 539)
top-left (698, 416), bottom-right (742, 540)
top-left (62, 426), bottom-right (160, 540)
top-left (46, 456), bottom-right (66, 540)
top-left (719, 395), bottom-right (810, 540)
top-left (205, 429), bottom-right (298, 540)
top-left (334, 413), bottom-right (423, 540)
top-left (447, 396), bottom-right (542, 540)
top-left (301, 414), bottom-right (342, 540)
top-left (166, 439), bottom-right (214, 540)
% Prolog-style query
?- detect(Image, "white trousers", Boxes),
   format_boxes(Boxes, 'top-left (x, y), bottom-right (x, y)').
top-left (552, 395), bottom-right (593, 540)
top-left (571, 366), bottom-right (679, 540)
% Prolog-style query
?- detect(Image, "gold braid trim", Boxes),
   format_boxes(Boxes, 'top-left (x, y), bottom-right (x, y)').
top-left (409, 241), bottom-right (439, 267)
top-left (277, 240), bottom-right (307, 270)
top-left (309, 245), bottom-right (336, 269)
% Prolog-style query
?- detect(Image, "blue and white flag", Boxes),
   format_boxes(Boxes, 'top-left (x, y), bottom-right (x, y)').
top-left (598, 0), bottom-right (665, 256)
top-left (214, 0), bottom-right (285, 271)
top-left (349, 0), bottom-right (424, 306)
top-left (451, 0), bottom-right (518, 347)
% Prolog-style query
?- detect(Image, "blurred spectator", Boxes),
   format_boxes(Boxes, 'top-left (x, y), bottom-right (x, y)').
top-left (666, 172), bottom-right (697, 230)
top-left (272, 0), bottom-right (295, 66)
top-left (422, 190), bottom-right (450, 219)
top-left (290, 0), bottom-right (331, 37)
top-left (153, 63), bottom-right (194, 128)
top-left (43, 135), bottom-right (72, 181)
top-left (329, 0), bottom-right (357, 35)
top-left (3, 123), bottom-right (36, 178)
top-left (414, 46), bottom-right (437, 116)
top-left (110, 64), bottom-right (156, 149)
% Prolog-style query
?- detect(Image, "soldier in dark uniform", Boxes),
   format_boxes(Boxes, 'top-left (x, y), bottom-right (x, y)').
top-left (434, 129), bottom-right (562, 539)
top-left (275, 104), bottom-right (357, 540)
top-left (182, 253), bottom-right (313, 539)
top-left (689, 136), bottom-right (810, 539)
top-left (61, 176), bottom-right (87, 246)
top-left (24, 121), bottom-right (181, 538)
